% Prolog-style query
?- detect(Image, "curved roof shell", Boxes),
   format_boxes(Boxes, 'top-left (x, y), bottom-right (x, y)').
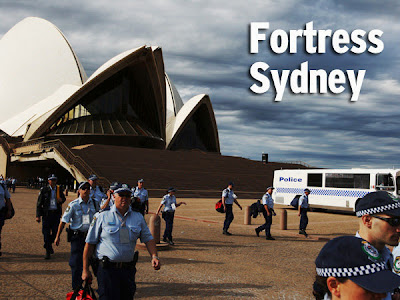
top-left (0, 17), bottom-right (86, 122)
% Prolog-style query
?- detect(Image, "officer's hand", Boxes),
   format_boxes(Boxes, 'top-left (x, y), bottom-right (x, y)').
top-left (239, 205), bottom-right (242, 210)
top-left (55, 236), bottom-right (60, 246)
top-left (267, 212), bottom-right (271, 217)
top-left (36, 217), bottom-right (41, 223)
top-left (152, 257), bottom-right (161, 270)
top-left (298, 213), bottom-right (300, 217)
top-left (82, 269), bottom-right (93, 283)
top-left (145, 210), bottom-right (149, 214)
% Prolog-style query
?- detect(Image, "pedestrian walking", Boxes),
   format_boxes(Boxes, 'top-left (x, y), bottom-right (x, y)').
top-left (0, 180), bottom-right (12, 256)
top-left (88, 174), bottom-right (106, 204)
top-left (132, 179), bottom-right (148, 216)
top-left (222, 182), bottom-right (242, 235)
top-left (255, 186), bottom-right (275, 240)
top-left (82, 185), bottom-right (160, 300)
top-left (298, 188), bottom-right (311, 237)
top-left (36, 174), bottom-right (66, 259)
top-left (156, 187), bottom-right (186, 245)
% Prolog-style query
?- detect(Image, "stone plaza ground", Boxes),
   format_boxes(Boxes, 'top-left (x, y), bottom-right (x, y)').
top-left (0, 188), bottom-right (359, 299)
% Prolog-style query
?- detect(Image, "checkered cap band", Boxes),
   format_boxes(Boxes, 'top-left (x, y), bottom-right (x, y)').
top-left (356, 202), bottom-right (400, 217)
top-left (316, 261), bottom-right (386, 277)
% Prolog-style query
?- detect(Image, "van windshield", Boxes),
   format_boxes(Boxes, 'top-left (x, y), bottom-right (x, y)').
top-left (376, 174), bottom-right (395, 192)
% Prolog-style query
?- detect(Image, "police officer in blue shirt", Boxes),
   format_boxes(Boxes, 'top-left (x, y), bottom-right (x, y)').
top-left (100, 182), bottom-right (121, 211)
top-left (0, 180), bottom-right (12, 256)
top-left (156, 187), bottom-right (186, 245)
top-left (88, 174), bottom-right (106, 204)
top-left (82, 185), bottom-right (160, 300)
top-left (298, 188), bottom-right (310, 237)
top-left (54, 181), bottom-right (97, 290)
top-left (222, 182), bottom-right (242, 235)
top-left (132, 179), bottom-right (149, 216)
top-left (36, 174), bottom-right (66, 259)
top-left (255, 186), bottom-right (275, 240)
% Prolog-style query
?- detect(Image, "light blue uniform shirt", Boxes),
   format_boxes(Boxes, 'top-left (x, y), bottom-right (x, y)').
top-left (90, 186), bottom-right (106, 203)
top-left (48, 186), bottom-right (57, 210)
top-left (299, 194), bottom-right (309, 208)
top-left (86, 205), bottom-right (153, 262)
top-left (61, 197), bottom-right (97, 232)
top-left (161, 194), bottom-right (176, 212)
top-left (262, 193), bottom-right (274, 209)
top-left (133, 187), bottom-right (148, 204)
top-left (222, 188), bottom-right (235, 205)
top-left (0, 184), bottom-right (10, 209)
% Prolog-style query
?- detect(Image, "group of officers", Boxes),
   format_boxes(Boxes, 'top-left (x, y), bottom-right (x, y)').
top-left (36, 174), bottom-right (158, 300)
top-left (25, 175), bottom-right (400, 299)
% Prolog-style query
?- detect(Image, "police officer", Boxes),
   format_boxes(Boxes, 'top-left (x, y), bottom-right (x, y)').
top-left (255, 186), bottom-right (275, 240)
top-left (0, 179), bottom-right (12, 256)
top-left (100, 182), bottom-right (121, 211)
top-left (156, 187), bottom-right (186, 245)
top-left (36, 174), bottom-right (66, 259)
top-left (82, 185), bottom-right (160, 300)
top-left (132, 179), bottom-right (148, 216)
top-left (298, 188), bottom-right (310, 237)
top-left (88, 174), bottom-right (106, 204)
top-left (222, 182), bottom-right (242, 235)
top-left (355, 191), bottom-right (400, 300)
top-left (54, 181), bottom-right (97, 290)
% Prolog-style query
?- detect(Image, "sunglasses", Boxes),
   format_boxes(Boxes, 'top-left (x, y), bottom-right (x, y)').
top-left (118, 193), bottom-right (132, 198)
top-left (372, 215), bottom-right (400, 227)
top-left (80, 187), bottom-right (90, 190)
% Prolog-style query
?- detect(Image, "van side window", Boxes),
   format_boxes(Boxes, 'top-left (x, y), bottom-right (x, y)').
top-left (326, 173), bottom-right (370, 189)
top-left (376, 174), bottom-right (395, 192)
top-left (308, 173), bottom-right (322, 187)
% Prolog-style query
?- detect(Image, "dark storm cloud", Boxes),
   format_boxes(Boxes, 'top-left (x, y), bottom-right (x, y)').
top-left (0, 0), bottom-right (399, 168)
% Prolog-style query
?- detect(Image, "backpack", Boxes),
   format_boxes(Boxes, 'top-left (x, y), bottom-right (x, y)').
top-left (290, 195), bottom-right (301, 209)
top-left (250, 202), bottom-right (259, 218)
top-left (215, 199), bottom-right (224, 213)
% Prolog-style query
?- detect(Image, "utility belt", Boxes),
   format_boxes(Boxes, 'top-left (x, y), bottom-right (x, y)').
top-left (99, 251), bottom-right (139, 269)
top-left (162, 211), bottom-right (175, 219)
top-left (66, 226), bottom-right (87, 242)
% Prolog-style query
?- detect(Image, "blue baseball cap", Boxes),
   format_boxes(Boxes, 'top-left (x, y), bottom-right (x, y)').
top-left (316, 236), bottom-right (400, 293)
top-left (110, 182), bottom-right (121, 191)
top-left (167, 187), bottom-right (176, 193)
top-left (78, 181), bottom-right (90, 190)
top-left (88, 174), bottom-right (98, 181)
top-left (304, 188), bottom-right (311, 193)
top-left (228, 182), bottom-right (234, 187)
top-left (355, 191), bottom-right (400, 217)
top-left (138, 179), bottom-right (144, 183)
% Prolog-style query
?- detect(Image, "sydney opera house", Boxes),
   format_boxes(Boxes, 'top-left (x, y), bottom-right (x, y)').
top-left (0, 17), bottom-right (302, 196)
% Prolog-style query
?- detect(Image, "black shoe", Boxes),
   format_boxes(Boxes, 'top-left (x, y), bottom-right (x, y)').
top-left (168, 239), bottom-right (175, 245)
top-left (162, 237), bottom-right (168, 243)
top-left (0, 251), bottom-right (2, 257)
top-left (255, 228), bottom-right (260, 237)
top-left (223, 230), bottom-right (232, 236)
top-left (299, 230), bottom-right (308, 237)
top-left (45, 251), bottom-right (51, 260)
top-left (266, 236), bottom-right (275, 240)
top-left (50, 247), bottom-right (54, 254)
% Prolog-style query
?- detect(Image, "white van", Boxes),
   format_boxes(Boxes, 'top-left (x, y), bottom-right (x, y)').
top-left (273, 169), bottom-right (400, 211)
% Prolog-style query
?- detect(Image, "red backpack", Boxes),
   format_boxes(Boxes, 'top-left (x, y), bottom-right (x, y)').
top-left (215, 199), bottom-right (224, 213)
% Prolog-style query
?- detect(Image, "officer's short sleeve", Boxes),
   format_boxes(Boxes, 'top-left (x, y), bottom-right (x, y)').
top-left (85, 212), bottom-right (102, 244)
top-left (299, 195), bottom-right (304, 207)
top-left (262, 194), bottom-right (267, 205)
top-left (161, 196), bottom-right (167, 205)
top-left (139, 217), bottom-right (153, 244)
top-left (61, 203), bottom-right (74, 223)
top-left (222, 189), bottom-right (227, 198)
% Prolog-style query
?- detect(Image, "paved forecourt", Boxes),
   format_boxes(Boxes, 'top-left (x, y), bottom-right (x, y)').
top-left (0, 188), bottom-right (359, 299)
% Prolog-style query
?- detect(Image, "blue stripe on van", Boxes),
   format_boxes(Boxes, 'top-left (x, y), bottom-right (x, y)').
top-left (276, 187), bottom-right (369, 198)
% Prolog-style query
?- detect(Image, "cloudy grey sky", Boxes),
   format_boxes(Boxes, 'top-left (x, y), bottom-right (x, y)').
top-left (1, 0), bottom-right (399, 168)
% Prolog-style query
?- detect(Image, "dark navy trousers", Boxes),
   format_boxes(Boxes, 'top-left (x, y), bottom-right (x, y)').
top-left (163, 211), bottom-right (175, 240)
top-left (69, 234), bottom-right (86, 290)
top-left (256, 211), bottom-right (273, 237)
top-left (42, 211), bottom-right (60, 251)
top-left (300, 208), bottom-right (308, 230)
top-left (97, 263), bottom-right (136, 300)
top-left (0, 209), bottom-right (5, 251)
top-left (223, 204), bottom-right (234, 231)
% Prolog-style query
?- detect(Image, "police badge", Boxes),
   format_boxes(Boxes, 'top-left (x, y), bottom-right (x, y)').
top-left (361, 240), bottom-right (381, 261)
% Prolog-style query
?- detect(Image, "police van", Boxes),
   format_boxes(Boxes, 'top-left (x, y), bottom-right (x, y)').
top-left (273, 169), bottom-right (400, 211)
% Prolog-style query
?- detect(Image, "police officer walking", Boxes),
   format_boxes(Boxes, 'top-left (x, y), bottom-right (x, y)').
top-left (36, 174), bottom-right (66, 259)
top-left (0, 180), bottom-right (12, 256)
top-left (222, 182), bottom-right (242, 235)
top-left (156, 187), bottom-right (186, 245)
top-left (132, 179), bottom-right (149, 216)
top-left (54, 181), bottom-right (97, 290)
top-left (298, 188), bottom-right (310, 237)
top-left (82, 185), bottom-right (160, 300)
top-left (255, 186), bottom-right (275, 240)
top-left (100, 182), bottom-right (121, 211)
top-left (88, 174), bottom-right (106, 204)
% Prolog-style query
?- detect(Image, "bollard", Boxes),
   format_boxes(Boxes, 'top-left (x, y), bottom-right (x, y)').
top-left (280, 209), bottom-right (287, 230)
top-left (244, 206), bottom-right (251, 225)
top-left (149, 214), bottom-right (161, 244)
